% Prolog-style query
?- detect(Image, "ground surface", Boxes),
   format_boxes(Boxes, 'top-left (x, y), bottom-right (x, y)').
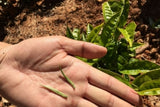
top-left (0, 0), bottom-right (160, 106)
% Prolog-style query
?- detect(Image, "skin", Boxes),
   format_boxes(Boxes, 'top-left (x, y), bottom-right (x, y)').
top-left (0, 36), bottom-right (141, 107)
top-left (60, 68), bottom-right (76, 89)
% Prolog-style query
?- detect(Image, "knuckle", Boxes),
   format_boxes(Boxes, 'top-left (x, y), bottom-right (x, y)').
top-left (104, 93), bottom-right (115, 107)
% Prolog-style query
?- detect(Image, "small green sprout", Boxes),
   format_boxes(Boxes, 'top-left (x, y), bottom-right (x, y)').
top-left (60, 68), bottom-right (76, 89)
top-left (41, 84), bottom-right (68, 98)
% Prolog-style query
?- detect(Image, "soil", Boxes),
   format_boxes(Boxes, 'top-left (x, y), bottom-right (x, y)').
top-left (0, 0), bottom-right (160, 107)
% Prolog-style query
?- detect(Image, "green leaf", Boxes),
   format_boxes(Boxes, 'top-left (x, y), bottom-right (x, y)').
top-left (87, 24), bottom-right (93, 35)
top-left (101, 0), bottom-right (130, 45)
top-left (118, 22), bottom-right (136, 47)
top-left (120, 59), bottom-right (160, 75)
top-left (133, 69), bottom-right (160, 87)
top-left (81, 33), bottom-right (86, 41)
top-left (98, 42), bottom-right (119, 71)
top-left (99, 68), bottom-right (132, 87)
top-left (129, 42), bottom-right (143, 52)
top-left (120, 70), bottom-right (151, 75)
top-left (101, 12), bottom-right (120, 45)
top-left (72, 28), bottom-right (81, 40)
top-left (118, 0), bottom-right (130, 27)
top-left (86, 23), bottom-right (104, 44)
top-left (76, 56), bottom-right (96, 66)
top-left (66, 27), bottom-right (74, 39)
top-left (139, 79), bottom-right (160, 91)
top-left (118, 55), bottom-right (128, 65)
top-left (102, 2), bottom-right (114, 23)
top-left (126, 22), bottom-right (136, 38)
top-left (138, 88), bottom-right (160, 95)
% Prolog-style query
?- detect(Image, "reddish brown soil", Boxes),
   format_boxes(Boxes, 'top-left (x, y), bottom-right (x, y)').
top-left (1, 0), bottom-right (104, 43)
top-left (0, 0), bottom-right (160, 106)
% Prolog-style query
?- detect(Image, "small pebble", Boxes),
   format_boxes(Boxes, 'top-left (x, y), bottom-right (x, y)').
top-left (150, 48), bottom-right (157, 53)
top-left (137, 39), bottom-right (144, 43)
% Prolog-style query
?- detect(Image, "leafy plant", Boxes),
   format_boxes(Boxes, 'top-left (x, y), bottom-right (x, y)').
top-left (66, 0), bottom-right (160, 95)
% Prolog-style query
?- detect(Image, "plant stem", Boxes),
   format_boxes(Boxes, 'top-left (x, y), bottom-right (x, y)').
top-left (60, 68), bottom-right (76, 89)
top-left (41, 84), bottom-right (68, 98)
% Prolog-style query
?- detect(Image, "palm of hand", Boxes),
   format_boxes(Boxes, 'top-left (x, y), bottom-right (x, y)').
top-left (0, 36), bottom-right (106, 107)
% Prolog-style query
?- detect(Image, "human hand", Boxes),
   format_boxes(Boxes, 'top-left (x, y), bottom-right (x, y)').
top-left (0, 36), bottom-right (141, 107)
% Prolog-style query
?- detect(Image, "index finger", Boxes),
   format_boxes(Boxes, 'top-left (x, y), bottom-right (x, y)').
top-left (57, 36), bottom-right (107, 59)
top-left (87, 67), bottom-right (141, 106)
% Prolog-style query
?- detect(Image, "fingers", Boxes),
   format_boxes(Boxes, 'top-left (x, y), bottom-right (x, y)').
top-left (87, 67), bottom-right (141, 106)
top-left (85, 84), bottom-right (134, 107)
top-left (57, 36), bottom-right (107, 59)
top-left (77, 98), bottom-right (98, 107)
